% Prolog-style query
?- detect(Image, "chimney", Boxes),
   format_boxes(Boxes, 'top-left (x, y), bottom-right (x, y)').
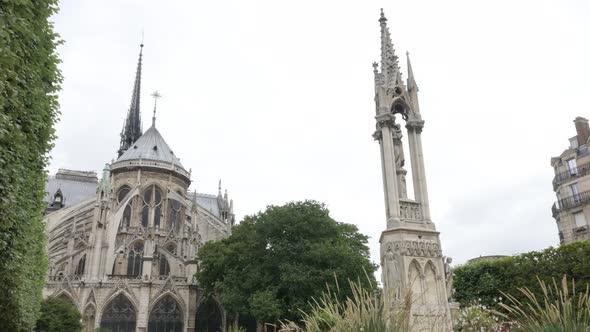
top-left (575, 117), bottom-right (590, 146)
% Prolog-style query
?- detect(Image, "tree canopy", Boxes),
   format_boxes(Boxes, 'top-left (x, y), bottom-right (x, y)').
top-left (453, 240), bottom-right (590, 311)
top-left (0, 0), bottom-right (62, 330)
top-left (35, 297), bottom-right (82, 332)
top-left (197, 200), bottom-right (377, 324)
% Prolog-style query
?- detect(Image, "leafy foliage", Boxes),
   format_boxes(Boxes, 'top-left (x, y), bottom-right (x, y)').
top-left (197, 200), bottom-right (377, 324)
top-left (0, 0), bottom-right (62, 330)
top-left (35, 297), bottom-right (82, 332)
top-left (453, 302), bottom-right (501, 331)
top-left (453, 241), bottom-right (590, 312)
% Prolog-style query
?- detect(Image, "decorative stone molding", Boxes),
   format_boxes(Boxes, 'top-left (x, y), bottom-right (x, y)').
top-left (385, 239), bottom-right (442, 258)
top-left (406, 119), bottom-right (425, 133)
top-left (400, 200), bottom-right (422, 220)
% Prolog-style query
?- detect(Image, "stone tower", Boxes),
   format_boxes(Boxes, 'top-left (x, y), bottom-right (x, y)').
top-left (372, 9), bottom-right (451, 330)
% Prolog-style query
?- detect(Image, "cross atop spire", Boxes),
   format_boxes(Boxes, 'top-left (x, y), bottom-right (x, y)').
top-left (118, 44), bottom-right (144, 157)
top-left (378, 9), bottom-right (404, 90)
top-left (151, 91), bottom-right (161, 127)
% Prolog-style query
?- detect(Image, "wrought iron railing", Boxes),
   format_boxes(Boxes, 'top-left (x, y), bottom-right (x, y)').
top-left (557, 190), bottom-right (590, 210)
top-left (574, 225), bottom-right (590, 233)
top-left (553, 161), bottom-right (590, 189)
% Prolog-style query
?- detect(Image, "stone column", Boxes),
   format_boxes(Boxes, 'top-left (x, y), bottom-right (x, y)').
top-left (376, 114), bottom-right (401, 228)
top-left (407, 119), bottom-right (430, 221)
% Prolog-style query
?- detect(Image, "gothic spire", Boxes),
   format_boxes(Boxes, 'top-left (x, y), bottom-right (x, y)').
top-left (118, 44), bottom-right (144, 157)
top-left (378, 9), bottom-right (403, 89)
top-left (406, 51), bottom-right (418, 92)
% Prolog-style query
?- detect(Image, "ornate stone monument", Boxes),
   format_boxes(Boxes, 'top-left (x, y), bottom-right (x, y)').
top-left (372, 9), bottom-right (452, 330)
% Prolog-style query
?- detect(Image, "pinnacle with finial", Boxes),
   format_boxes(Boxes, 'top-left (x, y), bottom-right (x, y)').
top-left (406, 51), bottom-right (418, 91)
top-left (151, 91), bottom-right (161, 127)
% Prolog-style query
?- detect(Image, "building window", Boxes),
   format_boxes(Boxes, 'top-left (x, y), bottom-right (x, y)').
top-left (574, 212), bottom-right (587, 228)
top-left (142, 185), bottom-right (162, 228)
top-left (117, 186), bottom-right (131, 203)
top-left (168, 199), bottom-right (182, 233)
top-left (570, 137), bottom-right (579, 149)
top-left (159, 254), bottom-right (170, 276)
top-left (570, 183), bottom-right (581, 202)
top-left (148, 295), bottom-right (183, 332)
top-left (75, 254), bottom-right (86, 276)
top-left (567, 159), bottom-right (578, 176)
top-left (100, 293), bottom-right (136, 332)
top-left (127, 242), bottom-right (144, 277)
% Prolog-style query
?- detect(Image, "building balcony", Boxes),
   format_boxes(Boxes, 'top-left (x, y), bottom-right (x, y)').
top-left (553, 161), bottom-right (590, 190)
top-left (574, 225), bottom-right (590, 234)
top-left (552, 202), bottom-right (560, 219)
top-left (557, 190), bottom-right (590, 211)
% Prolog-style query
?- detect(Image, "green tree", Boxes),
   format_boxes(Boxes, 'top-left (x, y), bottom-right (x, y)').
top-left (0, 0), bottom-right (62, 330)
top-left (453, 240), bottom-right (590, 311)
top-left (197, 200), bottom-right (377, 324)
top-left (35, 297), bottom-right (82, 332)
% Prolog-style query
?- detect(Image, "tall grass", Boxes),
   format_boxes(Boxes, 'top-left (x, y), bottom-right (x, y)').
top-left (498, 276), bottom-right (590, 331)
top-left (281, 277), bottom-right (413, 332)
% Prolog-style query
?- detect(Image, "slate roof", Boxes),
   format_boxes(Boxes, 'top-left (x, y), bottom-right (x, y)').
top-left (117, 125), bottom-right (184, 169)
top-left (188, 192), bottom-right (221, 218)
top-left (44, 176), bottom-right (98, 208)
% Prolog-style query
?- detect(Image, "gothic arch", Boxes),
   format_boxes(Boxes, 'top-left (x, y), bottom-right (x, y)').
top-left (423, 260), bottom-right (440, 305)
top-left (148, 293), bottom-right (185, 332)
top-left (54, 290), bottom-right (79, 310)
top-left (408, 259), bottom-right (423, 306)
top-left (99, 291), bottom-right (137, 332)
top-left (83, 303), bottom-right (97, 332)
top-left (195, 296), bottom-right (223, 332)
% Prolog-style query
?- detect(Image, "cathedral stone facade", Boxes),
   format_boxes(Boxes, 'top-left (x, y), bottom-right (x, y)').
top-left (373, 10), bottom-right (452, 330)
top-left (43, 45), bottom-right (234, 332)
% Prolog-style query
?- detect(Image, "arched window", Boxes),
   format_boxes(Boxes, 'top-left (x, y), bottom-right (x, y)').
top-left (127, 242), bottom-right (144, 277)
top-left (168, 199), bottom-right (182, 232)
top-left (117, 186), bottom-right (131, 203)
top-left (142, 185), bottom-right (162, 228)
top-left (118, 186), bottom-right (132, 229)
top-left (100, 293), bottom-right (136, 332)
top-left (408, 260), bottom-right (423, 305)
top-left (195, 297), bottom-right (222, 332)
top-left (75, 254), bottom-right (86, 276)
top-left (148, 295), bottom-right (183, 332)
top-left (159, 254), bottom-right (170, 276)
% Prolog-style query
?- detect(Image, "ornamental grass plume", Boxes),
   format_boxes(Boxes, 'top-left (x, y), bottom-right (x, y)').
top-left (498, 275), bottom-right (590, 332)
top-left (281, 275), bottom-right (414, 332)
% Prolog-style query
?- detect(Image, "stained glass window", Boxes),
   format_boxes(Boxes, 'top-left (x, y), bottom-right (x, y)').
top-left (148, 295), bottom-right (183, 332)
top-left (100, 293), bottom-right (136, 332)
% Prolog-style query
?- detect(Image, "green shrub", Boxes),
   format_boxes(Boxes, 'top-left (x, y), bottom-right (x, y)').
top-left (35, 297), bottom-right (82, 332)
top-left (453, 241), bottom-right (590, 311)
top-left (0, 0), bottom-right (62, 330)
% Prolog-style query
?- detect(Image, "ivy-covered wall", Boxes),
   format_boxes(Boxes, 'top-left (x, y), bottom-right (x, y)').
top-left (453, 240), bottom-right (590, 310)
top-left (0, 0), bottom-right (62, 330)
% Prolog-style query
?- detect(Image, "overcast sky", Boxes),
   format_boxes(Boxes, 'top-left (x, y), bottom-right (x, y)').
top-left (50, 0), bottom-right (590, 268)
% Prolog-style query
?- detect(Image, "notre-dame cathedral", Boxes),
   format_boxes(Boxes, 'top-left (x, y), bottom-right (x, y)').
top-left (42, 45), bottom-right (235, 332)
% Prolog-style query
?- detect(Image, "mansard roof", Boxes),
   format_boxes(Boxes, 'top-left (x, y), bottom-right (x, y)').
top-left (44, 170), bottom-right (98, 209)
top-left (116, 125), bottom-right (185, 169)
